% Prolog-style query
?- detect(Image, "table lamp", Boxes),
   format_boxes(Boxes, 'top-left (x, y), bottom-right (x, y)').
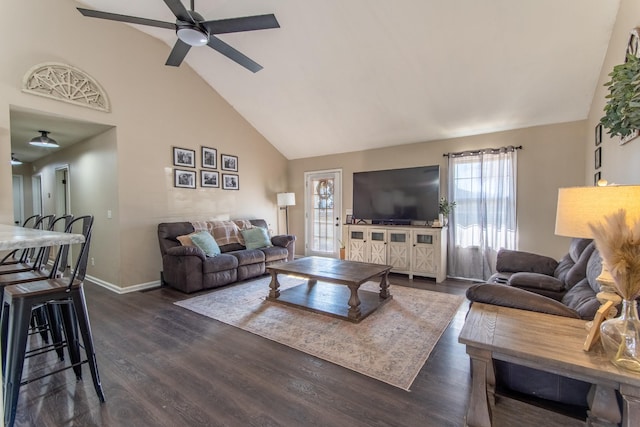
top-left (277, 192), bottom-right (296, 234)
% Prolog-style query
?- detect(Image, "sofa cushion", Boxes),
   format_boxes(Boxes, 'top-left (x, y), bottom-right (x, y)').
top-left (229, 249), bottom-right (265, 266)
top-left (202, 253), bottom-right (238, 274)
top-left (210, 220), bottom-right (245, 246)
top-left (241, 227), bottom-right (272, 250)
top-left (191, 231), bottom-right (221, 257)
top-left (495, 250), bottom-right (558, 275)
top-left (260, 246), bottom-right (289, 262)
top-left (560, 279), bottom-right (601, 320)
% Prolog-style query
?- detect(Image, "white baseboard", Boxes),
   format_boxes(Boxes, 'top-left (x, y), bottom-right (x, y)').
top-left (85, 274), bottom-right (161, 294)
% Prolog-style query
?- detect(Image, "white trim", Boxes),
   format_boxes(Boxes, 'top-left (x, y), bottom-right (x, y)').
top-left (85, 275), bottom-right (161, 294)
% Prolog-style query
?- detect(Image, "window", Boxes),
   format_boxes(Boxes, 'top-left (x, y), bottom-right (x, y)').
top-left (447, 147), bottom-right (517, 280)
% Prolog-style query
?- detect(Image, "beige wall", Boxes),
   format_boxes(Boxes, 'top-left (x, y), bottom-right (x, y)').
top-left (586, 0), bottom-right (640, 185)
top-left (1, 1), bottom-right (288, 290)
top-left (289, 121), bottom-right (587, 260)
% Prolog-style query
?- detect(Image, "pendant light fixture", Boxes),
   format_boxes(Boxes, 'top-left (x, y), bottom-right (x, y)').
top-left (29, 130), bottom-right (59, 148)
top-left (10, 153), bottom-right (23, 166)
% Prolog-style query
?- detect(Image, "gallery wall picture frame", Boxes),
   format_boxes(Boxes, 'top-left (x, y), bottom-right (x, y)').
top-left (201, 146), bottom-right (217, 169)
top-left (174, 169), bottom-right (196, 189)
top-left (173, 147), bottom-right (195, 168)
top-left (201, 170), bottom-right (219, 188)
top-left (594, 171), bottom-right (601, 186)
top-left (595, 124), bottom-right (602, 146)
top-left (222, 173), bottom-right (239, 190)
top-left (595, 147), bottom-right (602, 169)
top-left (221, 154), bottom-right (238, 172)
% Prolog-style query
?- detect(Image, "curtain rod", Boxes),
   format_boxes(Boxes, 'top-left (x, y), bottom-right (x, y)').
top-left (442, 145), bottom-right (523, 158)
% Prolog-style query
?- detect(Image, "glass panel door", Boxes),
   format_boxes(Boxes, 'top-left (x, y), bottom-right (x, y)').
top-left (304, 170), bottom-right (342, 257)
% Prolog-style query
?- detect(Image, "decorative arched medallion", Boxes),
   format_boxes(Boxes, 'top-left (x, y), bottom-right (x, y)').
top-left (22, 62), bottom-right (110, 112)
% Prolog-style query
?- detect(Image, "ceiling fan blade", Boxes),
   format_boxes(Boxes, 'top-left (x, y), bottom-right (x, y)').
top-left (201, 14), bottom-right (280, 35)
top-left (163, 0), bottom-right (194, 23)
top-left (77, 8), bottom-right (175, 30)
top-left (165, 39), bottom-right (192, 67)
top-left (207, 36), bottom-right (263, 73)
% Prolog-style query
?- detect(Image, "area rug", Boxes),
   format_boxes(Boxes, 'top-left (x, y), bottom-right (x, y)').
top-left (175, 276), bottom-right (465, 391)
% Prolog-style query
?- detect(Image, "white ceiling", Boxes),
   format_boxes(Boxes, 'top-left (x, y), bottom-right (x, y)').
top-left (29, 1), bottom-right (621, 161)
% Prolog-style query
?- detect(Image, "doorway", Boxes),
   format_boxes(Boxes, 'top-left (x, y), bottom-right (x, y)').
top-left (12, 175), bottom-right (24, 225)
top-left (54, 166), bottom-right (70, 217)
top-left (32, 174), bottom-right (43, 216)
top-left (304, 169), bottom-right (342, 258)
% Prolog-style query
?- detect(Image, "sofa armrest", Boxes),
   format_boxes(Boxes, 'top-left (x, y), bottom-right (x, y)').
top-left (508, 272), bottom-right (565, 292)
top-left (165, 245), bottom-right (206, 261)
top-left (466, 283), bottom-right (581, 318)
top-left (271, 235), bottom-right (296, 261)
top-left (495, 249), bottom-right (558, 275)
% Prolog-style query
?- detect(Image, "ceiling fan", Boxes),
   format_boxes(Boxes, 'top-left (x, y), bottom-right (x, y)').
top-left (77, 0), bottom-right (279, 72)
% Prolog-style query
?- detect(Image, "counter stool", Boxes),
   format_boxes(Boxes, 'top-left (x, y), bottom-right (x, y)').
top-left (0, 215), bottom-right (105, 427)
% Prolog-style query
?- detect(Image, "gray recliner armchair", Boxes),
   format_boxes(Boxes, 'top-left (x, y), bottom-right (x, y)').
top-left (466, 240), bottom-right (607, 410)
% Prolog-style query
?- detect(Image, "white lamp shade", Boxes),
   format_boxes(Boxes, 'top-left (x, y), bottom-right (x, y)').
top-left (555, 185), bottom-right (640, 238)
top-left (277, 192), bottom-right (296, 207)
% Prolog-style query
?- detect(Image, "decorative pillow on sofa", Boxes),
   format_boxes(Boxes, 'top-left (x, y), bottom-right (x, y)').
top-left (209, 220), bottom-right (246, 246)
top-left (176, 233), bottom-right (196, 246)
top-left (241, 227), bottom-right (272, 250)
top-left (190, 231), bottom-right (221, 257)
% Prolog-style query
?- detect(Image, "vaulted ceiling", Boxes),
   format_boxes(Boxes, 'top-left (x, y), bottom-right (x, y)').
top-left (70, 0), bottom-right (619, 160)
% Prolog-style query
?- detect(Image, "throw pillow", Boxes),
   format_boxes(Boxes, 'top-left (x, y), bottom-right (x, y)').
top-left (176, 233), bottom-right (196, 246)
top-left (241, 227), bottom-right (272, 250)
top-left (190, 231), bottom-right (221, 257)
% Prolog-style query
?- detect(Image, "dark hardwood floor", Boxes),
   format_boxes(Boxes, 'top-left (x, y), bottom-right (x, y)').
top-left (14, 274), bottom-right (585, 426)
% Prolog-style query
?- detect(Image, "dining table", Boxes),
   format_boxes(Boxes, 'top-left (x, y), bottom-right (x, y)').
top-left (0, 222), bottom-right (86, 427)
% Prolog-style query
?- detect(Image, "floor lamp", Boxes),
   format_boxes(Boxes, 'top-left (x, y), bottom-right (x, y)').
top-left (277, 192), bottom-right (296, 234)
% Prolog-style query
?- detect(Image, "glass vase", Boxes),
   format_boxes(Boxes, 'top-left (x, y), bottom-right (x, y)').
top-left (600, 299), bottom-right (640, 372)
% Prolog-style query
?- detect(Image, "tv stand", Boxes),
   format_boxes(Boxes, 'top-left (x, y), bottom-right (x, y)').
top-left (371, 219), bottom-right (412, 226)
top-left (346, 224), bottom-right (447, 283)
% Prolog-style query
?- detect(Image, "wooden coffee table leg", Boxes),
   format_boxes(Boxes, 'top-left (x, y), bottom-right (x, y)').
top-left (347, 284), bottom-right (362, 321)
top-left (379, 271), bottom-right (391, 299)
top-left (268, 271), bottom-right (280, 299)
top-left (465, 347), bottom-right (492, 427)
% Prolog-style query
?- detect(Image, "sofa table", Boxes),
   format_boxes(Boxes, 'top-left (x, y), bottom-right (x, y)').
top-left (459, 302), bottom-right (640, 427)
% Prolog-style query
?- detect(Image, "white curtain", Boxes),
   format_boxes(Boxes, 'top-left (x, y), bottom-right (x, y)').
top-left (447, 146), bottom-right (517, 280)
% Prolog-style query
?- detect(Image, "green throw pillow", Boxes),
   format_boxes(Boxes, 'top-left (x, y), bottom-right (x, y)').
top-left (241, 227), bottom-right (272, 250)
top-left (190, 231), bottom-right (221, 257)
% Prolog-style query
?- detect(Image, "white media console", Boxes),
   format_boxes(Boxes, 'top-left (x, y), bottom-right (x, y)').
top-left (345, 224), bottom-right (447, 283)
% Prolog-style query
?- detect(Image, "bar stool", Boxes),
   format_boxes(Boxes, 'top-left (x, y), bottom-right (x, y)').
top-left (0, 214), bottom-right (57, 275)
top-left (1, 215), bottom-right (105, 427)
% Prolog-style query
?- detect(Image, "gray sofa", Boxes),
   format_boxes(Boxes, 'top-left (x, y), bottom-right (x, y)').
top-left (466, 239), bottom-right (607, 410)
top-left (157, 219), bottom-right (295, 293)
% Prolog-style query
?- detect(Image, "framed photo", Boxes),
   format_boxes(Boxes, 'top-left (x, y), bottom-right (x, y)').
top-left (583, 301), bottom-right (614, 351)
top-left (594, 171), bottom-right (601, 186)
top-left (222, 173), bottom-right (239, 190)
top-left (174, 169), bottom-right (196, 188)
top-left (173, 147), bottom-right (195, 168)
top-left (201, 170), bottom-right (219, 188)
top-left (201, 146), bottom-right (217, 169)
top-left (346, 214), bottom-right (353, 224)
top-left (221, 154), bottom-right (238, 172)
top-left (595, 124), bottom-right (602, 146)
top-left (595, 147), bottom-right (602, 169)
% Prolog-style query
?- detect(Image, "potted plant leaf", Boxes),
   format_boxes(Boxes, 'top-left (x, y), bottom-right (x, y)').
top-left (600, 53), bottom-right (640, 139)
top-left (438, 197), bottom-right (456, 226)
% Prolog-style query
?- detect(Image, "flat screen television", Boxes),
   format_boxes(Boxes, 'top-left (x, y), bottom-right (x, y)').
top-left (353, 165), bottom-right (440, 224)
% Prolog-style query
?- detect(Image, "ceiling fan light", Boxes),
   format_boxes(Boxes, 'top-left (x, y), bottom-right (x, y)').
top-left (29, 130), bottom-right (59, 148)
top-left (10, 153), bottom-right (22, 166)
top-left (177, 26), bottom-right (208, 46)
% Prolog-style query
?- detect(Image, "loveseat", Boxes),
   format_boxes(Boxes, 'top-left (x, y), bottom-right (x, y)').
top-left (466, 239), bottom-right (607, 410)
top-left (158, 219), bottom-right (295, 293)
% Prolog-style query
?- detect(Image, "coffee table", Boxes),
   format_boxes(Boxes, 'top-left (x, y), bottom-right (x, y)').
top-left (266, 256), bottom-right (393, 323)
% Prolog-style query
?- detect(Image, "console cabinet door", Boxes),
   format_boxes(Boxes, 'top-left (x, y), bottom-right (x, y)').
top-left (387, 229), bottom-right (411, 271)
top-left (412, 230), bottom-right (439, 275)
top-left (368, 229), bottom-right (387, 264)
top-left (347, 227), bottom-right (367, 262)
